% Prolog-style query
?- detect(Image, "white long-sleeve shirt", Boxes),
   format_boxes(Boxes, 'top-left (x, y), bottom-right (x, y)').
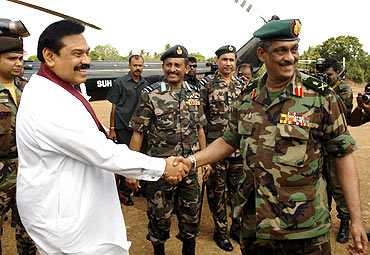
top-left (16, 74), bottom-right (165, 255)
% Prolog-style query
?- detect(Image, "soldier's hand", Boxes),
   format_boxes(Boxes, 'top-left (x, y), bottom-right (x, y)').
top-left (202, 164), bottom-right (212, 182)
top-left (347, 221), bottom-right (368, 255)
top-left (125, 178), bottom-right (140, 192)
top-left (173, 156), bottom-right (192, 174)
top-left (163, 156), bottom-right (188, 184)
top-left (109, 129), bottom-right (117, 141)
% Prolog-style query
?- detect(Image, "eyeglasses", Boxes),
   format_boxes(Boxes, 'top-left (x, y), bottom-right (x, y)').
top-left (189, 64), bottom-right (197, 68)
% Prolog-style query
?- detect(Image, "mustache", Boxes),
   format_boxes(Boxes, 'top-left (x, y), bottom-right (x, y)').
top-left (74, 64), bottom-right (90, 71)
top-left (167, 71), bottom-right (178, 76)
top-left (279, 60), bottom-right (297, 67)
top-left (134, 69), bottom-right (142, 73)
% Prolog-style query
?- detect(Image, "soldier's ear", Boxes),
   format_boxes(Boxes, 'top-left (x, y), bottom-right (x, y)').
top-left (257, 47), bottom-right (266, 63)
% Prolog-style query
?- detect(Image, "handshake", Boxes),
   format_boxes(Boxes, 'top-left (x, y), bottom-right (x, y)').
top-left (162, 156), bottom-right (193, 184)
top-left (127, 156), bottom-right (211, 191)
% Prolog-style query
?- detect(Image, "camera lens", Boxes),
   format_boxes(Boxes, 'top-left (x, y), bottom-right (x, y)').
top-left (362, 94), bottom-right (370, 103)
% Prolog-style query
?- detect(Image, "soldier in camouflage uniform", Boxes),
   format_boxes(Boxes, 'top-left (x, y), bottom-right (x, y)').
top-left (323, 57), bottom-right (353, 243)
top-left (175, 19), bottom-right (368, 255)
top-left (128, 45), bottom-right (208, 255)
top-left (0, 35), bottom-right (36, 254)
top-left (199, 45), bottom-right (244, 252)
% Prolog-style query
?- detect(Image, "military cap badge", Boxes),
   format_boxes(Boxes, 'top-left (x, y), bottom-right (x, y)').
top-left (292, 19), bottom-right (302, 38)
top-left (228, 45), bottom-right (234, 52)
top-left (177, 46), bottom-right (183, 55)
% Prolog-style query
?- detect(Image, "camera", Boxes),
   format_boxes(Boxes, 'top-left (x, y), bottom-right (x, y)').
top-left (311, 58), bottom-right (329, 84)
top-left (362, 83), bottom-right (370, 103)
top-left (0, 18), bottom-right (30, 37)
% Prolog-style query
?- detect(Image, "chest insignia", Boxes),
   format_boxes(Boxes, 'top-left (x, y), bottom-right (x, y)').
top-left (280, 112), bottom-right (310, 127)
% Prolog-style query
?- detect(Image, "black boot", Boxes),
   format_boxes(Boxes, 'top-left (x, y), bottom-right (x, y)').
top-left (337, 220), bottom-right (350, 243)
top-left (153, 243), bottom-right (165, 255)
top-left (213, 232), bottom-right (233, 251)
top-left (182, 239), bottom-right (196, 255)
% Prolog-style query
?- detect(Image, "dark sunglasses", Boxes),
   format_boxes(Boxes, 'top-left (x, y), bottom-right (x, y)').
top-left (189, 64), bottom-right (197, 68)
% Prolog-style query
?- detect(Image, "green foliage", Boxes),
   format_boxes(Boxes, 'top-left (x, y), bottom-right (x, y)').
top-left (347, 60), bottom-right (364, 83)
top-left (27, 55), bottom-right (38, 61)
top-left (188, 52), bottom-right (207, 62)
top-left (301, 35), bottom-right (369, 83)
top-left (90, 44), bottom-right (123, 61)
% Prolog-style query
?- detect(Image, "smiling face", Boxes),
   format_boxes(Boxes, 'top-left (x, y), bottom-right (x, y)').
top-left (43, 34), bottom-right (90, 84)
top-left (257, 40), bottom-right (299, 85)
top-left (0, 52), bottom-right (23, 83)
top-left (162, 57), bottom-right (186, 87)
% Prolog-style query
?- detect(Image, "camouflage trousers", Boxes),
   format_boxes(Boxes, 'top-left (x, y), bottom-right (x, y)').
top-left (0, 159), bottom-right (36, 255)
top-left (240, 196), bottom-right (331, 255)
top-left (206, 156), bottom-right (243, 237)
top-left (324, 157), bottom-right (350, 221)
top-left (146, 173), bottom-right (200, 244)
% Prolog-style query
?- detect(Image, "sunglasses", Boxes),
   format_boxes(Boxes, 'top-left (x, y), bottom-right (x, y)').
top-left (189, 64), bottom-right (197, 68)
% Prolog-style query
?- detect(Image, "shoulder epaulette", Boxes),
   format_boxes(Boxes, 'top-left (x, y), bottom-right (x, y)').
top-left (142, 82), bottom-right (161, 93)
top-left (303, 76), bottom-right (330, 96)
top-left (235, 76), bottom-right (246, 86)
top-left (187, 82), bottom-right (200, 93)
top-left (241, 78), bottom-right (259, 94)
top-left (199, 74), bottom-right (214, 87)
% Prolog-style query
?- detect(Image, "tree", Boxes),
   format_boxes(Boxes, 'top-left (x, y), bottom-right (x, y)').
top-left (90, 44), bottom-right (123, 61)
top-left (27, 55), bottom-right (38, 61)
top-left (188, 52), bottom-right (207, 62)
top-left (301, 35), bottom-right (369, 83)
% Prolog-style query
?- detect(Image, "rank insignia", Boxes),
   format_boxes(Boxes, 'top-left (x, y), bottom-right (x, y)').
top-left (177, 46), bottom-right (183, 55)
top-left (280, 112), bottom-right (309, 127)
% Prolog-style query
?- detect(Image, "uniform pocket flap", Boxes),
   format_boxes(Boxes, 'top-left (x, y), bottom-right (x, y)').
top-left (277, 185), bottom-right (316, 202)
top-left (277, 123), bottom-right (309, 141)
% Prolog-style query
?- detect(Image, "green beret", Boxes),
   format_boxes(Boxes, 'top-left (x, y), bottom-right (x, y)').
top-left (215, 45), bottom-right (236, 57)
top-left (0, 36), bottom-right (23, 54)
top-left (253, 19), bottom-right (301, 41)
top-left (160, 45), bottom-right (188, 61)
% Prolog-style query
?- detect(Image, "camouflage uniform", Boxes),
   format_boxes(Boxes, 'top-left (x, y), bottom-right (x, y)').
top-left (200, 71), bottom-right (244, 237)
top-left (0, 78), bottom-right (36, 255)
top-left (325, 79), bottom-right (353, 221)
top-left (129, 81), bottom-right (206, 244)
top-left (222, 70), bottom-right (356, 254)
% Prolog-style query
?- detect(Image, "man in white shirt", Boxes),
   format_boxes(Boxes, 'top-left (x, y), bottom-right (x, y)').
top-left (16, 19), bottom-right (187, 255)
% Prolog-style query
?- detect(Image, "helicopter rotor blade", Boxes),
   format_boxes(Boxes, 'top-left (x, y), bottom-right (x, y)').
top-left (6, 0), bottom-right (101, 30)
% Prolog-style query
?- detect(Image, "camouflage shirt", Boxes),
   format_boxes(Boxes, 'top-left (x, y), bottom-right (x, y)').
top-left (129, 81), bottom-right (206, 158)
top-left (0, 78), bottom-right (23, 159)
top-left (223, 70), bottom-right (356, 240)
top-left (331, 79), bottom-right (353, 122)
top-left (200, 71), bottom-right (244, 143)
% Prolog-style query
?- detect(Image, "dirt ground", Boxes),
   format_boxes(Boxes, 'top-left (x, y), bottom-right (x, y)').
top-left (2, 82), bottom-right (370, 254)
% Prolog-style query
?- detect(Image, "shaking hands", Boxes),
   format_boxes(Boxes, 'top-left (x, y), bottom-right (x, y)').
top-left (162, 156), bottom-right (190, 184)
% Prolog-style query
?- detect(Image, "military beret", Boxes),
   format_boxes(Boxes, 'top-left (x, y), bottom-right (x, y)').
top-left (253, 19), bottom-right (301, 41)
top-left (215, 45), bottom-right (236, 57)
top-left (160, 45), bottom-right (188, 61)
top-left (0, 36), bottom-right (23, 54)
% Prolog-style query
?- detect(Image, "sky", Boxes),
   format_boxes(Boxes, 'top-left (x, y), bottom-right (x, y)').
top-left (0, 0), bottom-right (369, 59)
